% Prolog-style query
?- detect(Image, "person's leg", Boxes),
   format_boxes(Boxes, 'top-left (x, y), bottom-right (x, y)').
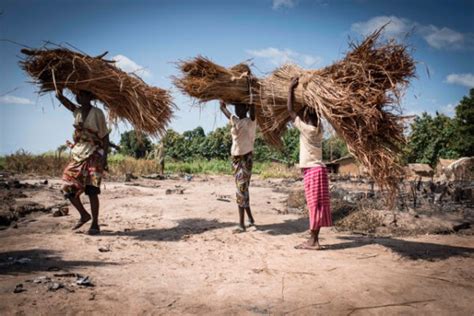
top-left (88, 193), bottom-right (100, 232)
top-left (310, 227), bottom-right (321, 248)
top-left (89, 194), bottom-right (99, 228)
top-left (233, 156), bottom-right (246, 232)
top-left (159, 160), bottom-right (165, 176)
top-left (245, 153), bottom-right (255, 226)
top-left (238, 206), bottom-right (245, 229)
top-left (84, 185), bottom-right (101, 234)
top-left (245, 207), bottom-right (255, 225)
top-left (68, 194), bottom-right (91, 229)
top-left (62, 161), bottom-right (90, 229)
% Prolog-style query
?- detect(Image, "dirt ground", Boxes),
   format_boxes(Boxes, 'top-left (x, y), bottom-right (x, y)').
top-left (0, 175), bottom-right (473, 315)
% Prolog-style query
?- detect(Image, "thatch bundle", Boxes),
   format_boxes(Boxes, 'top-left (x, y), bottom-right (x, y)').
top-left (20, 48), bottom-right (174, 136)
top-left (173, 56), bottom-right (258, 104)
top-left (262, 28), bottom-right (416, 197)
top-left (173, 56), bottom-right (283, 147)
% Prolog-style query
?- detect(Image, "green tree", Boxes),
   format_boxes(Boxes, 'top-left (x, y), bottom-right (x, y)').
top-left (201, 125), bottom-right (232, 160)
top-left (279, 127), bottom-right (300, 164)
top-left (453, 88), bottom-right (474, 156)
top-left (161, 129), bottom-right (188, 160)
top-left (183, 126), bottom-right (206, 159)
top-left (322, 136), bottom-right (349, 161)
top-left (119, 130), bottom-right (153, 159)
top-left (404, 112), bottom-right (459, 166)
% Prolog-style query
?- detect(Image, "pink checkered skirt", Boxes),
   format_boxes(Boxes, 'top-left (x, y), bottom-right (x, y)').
top-left (303, 166), bottom-right (332, 230)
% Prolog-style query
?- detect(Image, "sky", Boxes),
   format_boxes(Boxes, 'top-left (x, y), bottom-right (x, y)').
top-left (0, 0), bottom-right (473, 155)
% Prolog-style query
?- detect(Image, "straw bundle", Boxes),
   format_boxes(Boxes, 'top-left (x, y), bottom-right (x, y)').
top-left (20, 48), bottom-right (174, 136)
top-left (262, 28), bottom-right (416, 197)
top-left (173, 56), bottom-right (258, 104)
top-left (174, 56), bottom-right (283, 147)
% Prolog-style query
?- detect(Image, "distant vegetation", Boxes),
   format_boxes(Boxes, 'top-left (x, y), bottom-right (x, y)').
top-left (404, 88), bottom-right (473, 166)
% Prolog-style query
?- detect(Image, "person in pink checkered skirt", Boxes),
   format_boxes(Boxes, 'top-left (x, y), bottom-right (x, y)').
top-left (287, 76), bottom-right (333, 250)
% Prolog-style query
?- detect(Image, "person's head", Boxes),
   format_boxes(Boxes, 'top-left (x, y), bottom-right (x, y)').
top-left (302, 107), bottom-right (319, 126)
top-left (75, 90), bottom-right (95, 107)
top-left (234, 103), bottom-right (249, 119)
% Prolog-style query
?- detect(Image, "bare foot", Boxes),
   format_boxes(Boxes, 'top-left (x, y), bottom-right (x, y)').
top-left (87, 226), bottom-right (101, 235)
top-left (232, 226), bottom-right (246, 234)
top-left (294, 241), bottom-right (324, 250)
top-left (72, 215), bottom-right (91, 230)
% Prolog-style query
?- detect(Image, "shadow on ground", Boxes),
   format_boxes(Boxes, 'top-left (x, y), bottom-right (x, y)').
top-left (325, 236), bottom-right (474, 261)
top-left (257, 217), bottom-right (308, 236)
top-left (101, 218), bottom-right (234, 241)
top-left (0, 249), bottom-right (116, 275)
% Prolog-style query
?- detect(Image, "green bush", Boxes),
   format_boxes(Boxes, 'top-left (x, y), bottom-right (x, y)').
top-left (119, 130), bottom-right (153, 159)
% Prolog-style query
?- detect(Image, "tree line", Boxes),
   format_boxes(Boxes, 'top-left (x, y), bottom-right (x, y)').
top-left (404, 88), bottom-right (473, 166)
top-left (119, 125), bottom-right (349, 165)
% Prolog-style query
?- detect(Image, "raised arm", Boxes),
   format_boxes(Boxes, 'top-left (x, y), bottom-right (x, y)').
top-left (56, 90), bottom-right (78, 113)
top-left (249, 104), bottom-right (256, 121)
top-left (219, 100), bottom-right (232, 120)
top-left (287, 76), bottom-right (299, 121)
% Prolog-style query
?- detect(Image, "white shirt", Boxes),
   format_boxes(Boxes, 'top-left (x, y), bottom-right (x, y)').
top-left (230, 115), bottom-right (256, 156)
top-left (293, 116), bottom-right (324, 168)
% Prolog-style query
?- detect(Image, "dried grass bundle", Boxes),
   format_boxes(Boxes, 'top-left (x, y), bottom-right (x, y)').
top-left (262, 28), bottom-right (416, 198)
top-left (20, 47), bottom-right (174, 136)
top-left (174, 56), bottom-right (283, 147)
top-left (173, 56), bottom-right (258, 104)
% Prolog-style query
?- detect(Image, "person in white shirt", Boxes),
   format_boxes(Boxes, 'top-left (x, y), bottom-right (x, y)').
top-left (56, 89), bottom-right (109, 235)
top-left (287, 77), bottom-right (332, 250)
top-left (220, 100), bottom-right (257, 233)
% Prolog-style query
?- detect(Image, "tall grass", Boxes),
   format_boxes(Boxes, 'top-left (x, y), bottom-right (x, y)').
top-left (2, 150), bottom-right (68, 176)
top-left (166, 159), bottom-right (232, 174)
top-left (108, 153), bottom-right (158, 176)
top-left (165, 160), bottom-right (299, 178)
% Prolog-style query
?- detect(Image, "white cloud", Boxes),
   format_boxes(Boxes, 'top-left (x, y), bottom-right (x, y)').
top-left (272, 0), bottom-right (295, 10)
top-left (440, 103), bottom-right (456, 116)
top-left (246, 47), bottom-right (322, 67)
top-left (0, 95), bottom-right (34, 105)
top-left (351, 16), bottom-right (472, 50)
top-left (445, 73), bottom-right (474, 88)
top-left (112, 54), bottom-right (151, 78)
top-left (419, 25), bottom-right (464, 49)
top-left (351, 16), bottom-right (413, 39)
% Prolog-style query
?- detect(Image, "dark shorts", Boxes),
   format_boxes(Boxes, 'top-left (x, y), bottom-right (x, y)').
top-left (85, 185), bottom-right (101, 196)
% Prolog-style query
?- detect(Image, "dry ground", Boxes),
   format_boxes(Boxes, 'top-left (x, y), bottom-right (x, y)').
top-left (0, 176), bottom-right (473, 315)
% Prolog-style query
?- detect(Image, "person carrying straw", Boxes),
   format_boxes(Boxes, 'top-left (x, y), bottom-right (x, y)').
top-left (220, 100), bottom-right (257, 233)
top-left (287, 77), bottom-right (332, 249)
top-left (56, 89), bottom-right (109, 235)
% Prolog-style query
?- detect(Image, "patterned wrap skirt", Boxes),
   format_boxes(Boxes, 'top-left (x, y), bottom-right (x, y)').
top-left (62, 151), bottom-right (104, 197)
top-left (232, 152), bottom-right (253, 208)
top-left (303, 165), bottom-right (332, 230)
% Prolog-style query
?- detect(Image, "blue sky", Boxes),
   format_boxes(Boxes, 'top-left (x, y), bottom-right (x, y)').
top-left (1, 0), bottom-right (473, 154)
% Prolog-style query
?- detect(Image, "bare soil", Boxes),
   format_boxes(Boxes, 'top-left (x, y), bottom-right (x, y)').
top-left (0, 176), bottom-right (473, 315)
